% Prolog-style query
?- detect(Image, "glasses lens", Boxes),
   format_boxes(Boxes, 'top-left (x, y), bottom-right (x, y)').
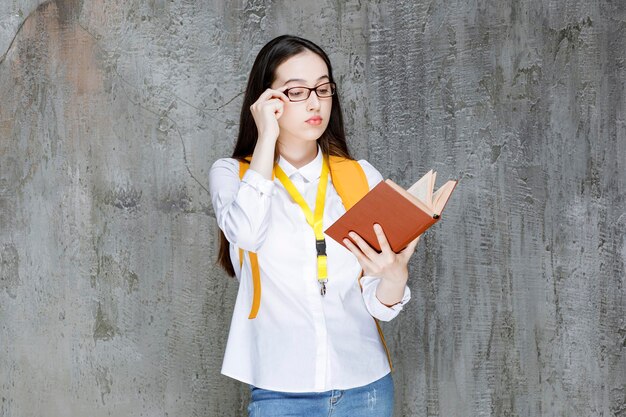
top-left (287, 88), bottom-right (309, 101)
top-left (285, 83), bottom-right (336, 102)
top-left (316, 83), bottom-right (335, 97)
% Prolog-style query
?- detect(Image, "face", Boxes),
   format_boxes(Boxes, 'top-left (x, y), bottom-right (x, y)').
top-left (270, 50), bottom-right (333, 148)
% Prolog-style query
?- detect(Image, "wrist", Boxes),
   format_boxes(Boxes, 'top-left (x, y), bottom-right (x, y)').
top-left (376, 295), bottom-right (401, 308)
top-left (375, 278), bottom-right (406, 307)
top-left (256, 134), bottom-right (278, 145)
top-left (250, 137), bottom-right (277, 180)
top-left (381, 268), bottom-right (408, 285)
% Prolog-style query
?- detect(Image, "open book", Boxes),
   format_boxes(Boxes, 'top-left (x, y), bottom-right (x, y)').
top-left (324, 170), bottom-right (457, 253)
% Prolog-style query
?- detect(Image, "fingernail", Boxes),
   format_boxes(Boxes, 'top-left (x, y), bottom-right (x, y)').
top-left (348, 232), bottom-right (356, 238)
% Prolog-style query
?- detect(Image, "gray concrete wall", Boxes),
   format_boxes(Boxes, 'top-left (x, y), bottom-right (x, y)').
top-left (0, 0), bottom-right (624, 416)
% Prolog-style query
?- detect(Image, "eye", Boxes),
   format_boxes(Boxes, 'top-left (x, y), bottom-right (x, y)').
top-left (288, 88), bottom-right (307, 98)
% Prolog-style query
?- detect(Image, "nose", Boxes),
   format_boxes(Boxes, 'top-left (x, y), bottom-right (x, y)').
top-left (306, 91), bottom-right (321, 111)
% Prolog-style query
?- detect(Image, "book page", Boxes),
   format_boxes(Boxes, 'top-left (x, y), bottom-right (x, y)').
top-left (432, 180), bottom-right (458, 214)
top-left (386, 179), bottom-right (436, 217)
top-left (406, 170), bottom-right (434, 206)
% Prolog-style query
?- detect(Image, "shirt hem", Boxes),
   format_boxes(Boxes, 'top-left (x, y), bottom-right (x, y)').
top-left (221, 367), bottom-right (392, 393)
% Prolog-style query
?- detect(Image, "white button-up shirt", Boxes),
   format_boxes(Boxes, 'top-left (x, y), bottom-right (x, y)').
top-left (209, 148), bottom-right (411, 392)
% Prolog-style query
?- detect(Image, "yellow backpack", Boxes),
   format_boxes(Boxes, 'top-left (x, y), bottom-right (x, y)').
top-left (237, 155), bottom-right (393, 370)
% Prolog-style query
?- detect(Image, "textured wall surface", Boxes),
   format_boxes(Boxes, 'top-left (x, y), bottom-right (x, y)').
top-left (0, 0), bottom-right (624, 416)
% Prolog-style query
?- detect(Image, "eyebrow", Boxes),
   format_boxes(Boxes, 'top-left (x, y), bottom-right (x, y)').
top-left (283, 75), bottom-right (330, 84)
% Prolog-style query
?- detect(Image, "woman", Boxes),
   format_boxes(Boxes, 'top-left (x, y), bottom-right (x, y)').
top-left (209, 35), bottom-right (419, 416)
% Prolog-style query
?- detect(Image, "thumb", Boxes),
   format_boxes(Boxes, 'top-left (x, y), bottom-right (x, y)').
top-left (399, 235), bottom-right (420, 260)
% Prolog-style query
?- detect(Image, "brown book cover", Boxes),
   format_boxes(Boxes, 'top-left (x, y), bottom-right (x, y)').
top-left (324, 174), bottom-right (457, 253)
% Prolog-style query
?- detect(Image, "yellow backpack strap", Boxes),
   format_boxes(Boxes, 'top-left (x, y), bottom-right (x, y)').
top-left (329, 156), bottom-right (394, 372)
top-left (238, 158), bottom-right (251, 178)
top-left (247, 252), bottom-right (261, 319)
top-left (237, 158), bottom-right (262, 319)
top-left (357, 272), bottom-right (394, 372)
top-left (328, 155), bottom-right (370, 209)
top-left (375, 317), bottom-right (394, 372)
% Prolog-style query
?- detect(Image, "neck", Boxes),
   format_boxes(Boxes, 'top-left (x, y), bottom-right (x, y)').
top-left (277, 140), bottom-right (319, 169)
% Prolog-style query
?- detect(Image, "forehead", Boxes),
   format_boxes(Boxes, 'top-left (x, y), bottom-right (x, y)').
top-left (273, 50), bottom-right (329, 85)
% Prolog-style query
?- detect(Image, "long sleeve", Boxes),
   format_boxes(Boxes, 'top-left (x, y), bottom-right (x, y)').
top-left (360, 275), bottom-right (411, 321)
top-left (209, 158), bottom-right (275, 252)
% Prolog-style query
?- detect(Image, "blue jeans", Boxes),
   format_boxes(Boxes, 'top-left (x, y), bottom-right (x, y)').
top-left (247, 373), bottom-right (394, 417)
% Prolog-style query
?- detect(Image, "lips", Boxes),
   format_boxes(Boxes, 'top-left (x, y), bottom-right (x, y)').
top-left (305, 116), bottom-right (322, 125)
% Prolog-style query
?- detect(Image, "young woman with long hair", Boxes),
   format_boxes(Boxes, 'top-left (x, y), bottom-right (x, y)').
top-left (209, 35), bottom-right (419, 416)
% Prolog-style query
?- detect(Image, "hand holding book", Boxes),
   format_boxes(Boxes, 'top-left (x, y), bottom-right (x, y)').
top-left (342, 223), bottom-right (420, 306)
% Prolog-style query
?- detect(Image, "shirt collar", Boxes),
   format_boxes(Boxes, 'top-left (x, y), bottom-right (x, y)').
top-left (277, 145), bottom-right (323, 182)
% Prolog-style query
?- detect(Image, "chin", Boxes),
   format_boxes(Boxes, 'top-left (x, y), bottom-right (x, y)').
top-left (280, 124), bottom-right (329, 144)
top-left (294, 130), bottom-right (325, 143)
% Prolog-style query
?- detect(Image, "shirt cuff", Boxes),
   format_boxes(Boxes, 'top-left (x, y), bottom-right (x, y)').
top-left (360, 275), bottom-right (411, 322)
top-left (241, 168), bottom-right (275, 196)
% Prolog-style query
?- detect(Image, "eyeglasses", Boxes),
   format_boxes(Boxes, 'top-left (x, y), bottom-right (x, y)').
top-left (282, 82), bottom-right (336, 102)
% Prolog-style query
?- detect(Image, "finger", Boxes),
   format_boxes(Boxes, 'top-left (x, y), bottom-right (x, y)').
top-left (343, 238), bottom-right (375, 271)
top-left (373, 223), bottom-right (393, 254)
top-left (343, 237), bottom-right (363, 258)
top-left (263, 98), bottom-right (284, 111)
top-left (274, 89), bottom-right (291, 103)
top-left (262, 88), bottom-right (290, 103)
top-left (348, 230), bottom-right (379, 260)
top-left (269, 99), bottom-right (284, 119)
top-left (253, 98), bottom-right (283, 117)
top-left (399, 235), bottom-right (420, 260)
top-left (251, 90), bottom-right (287, 110)
top-left (274, 104), bottom-right (284, 119)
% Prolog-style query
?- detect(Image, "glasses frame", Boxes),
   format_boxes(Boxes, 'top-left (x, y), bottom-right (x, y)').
top-left (282, 82), bottom-right (336, 102)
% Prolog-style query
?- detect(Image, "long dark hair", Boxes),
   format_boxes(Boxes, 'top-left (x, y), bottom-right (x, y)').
top-left (217, 35), bottom-right (352, 276)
